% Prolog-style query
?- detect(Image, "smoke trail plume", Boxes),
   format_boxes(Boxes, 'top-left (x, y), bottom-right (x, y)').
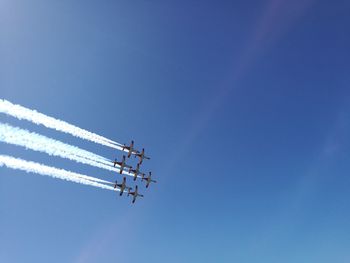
top-left (0, 123), bottom-right (140, 179)
top-left (0, 99), bottom-right (123, 150)
top-left (0, 155), bottom-right (119, 191)
top-left (0, 122), bottom-right (108, 162)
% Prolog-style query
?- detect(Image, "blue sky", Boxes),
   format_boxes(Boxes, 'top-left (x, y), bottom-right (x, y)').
top-left (1, 0), bottom-right (350, 262)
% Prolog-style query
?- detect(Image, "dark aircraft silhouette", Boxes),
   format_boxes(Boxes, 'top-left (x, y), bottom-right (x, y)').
top-left (134, 148), bottom-right (150, 164)
top-left (129, 163), bottom-right (144, 181)
top-left (142, 172), bottom-right (157, 188)
top-left (113, 155), bottom-right (132, 174)
top-left (122, 140), bottom-right (138, 158)
top-left (128, 185), bottom-right (144, 204)
top-left (114, 177), bottom-right (131, 196)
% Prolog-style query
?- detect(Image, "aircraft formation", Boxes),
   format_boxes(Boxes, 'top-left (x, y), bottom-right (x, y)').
top-left (0, 99), bottom-right (156, 205)
top-left (113, 140), bottom-right (156, 203)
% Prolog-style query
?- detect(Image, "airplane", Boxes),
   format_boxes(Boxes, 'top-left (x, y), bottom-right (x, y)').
top-left (134, 148), bottom-right (150, 164)
top-left (128, 185), bottom-right (144, 204)
top-left (142, 172), bottom-right (157, 188)
top-left (114, 177), bottom-right (131, 196)
top-left (129, 163), bottom-right (145, 181)
top-left (122, 140), bottom-right (138, 158)
top-left (113, 155), bottom-right (132, 174)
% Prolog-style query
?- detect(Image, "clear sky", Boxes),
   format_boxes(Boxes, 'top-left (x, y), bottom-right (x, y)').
top-left (1, 0), bottom-right (350, 262)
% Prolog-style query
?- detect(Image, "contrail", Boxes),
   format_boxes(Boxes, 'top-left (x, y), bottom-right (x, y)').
top-left (0, 122), bottom-right (108, 166)
top-left (0, 155), bottom-right (120, 191)
top-left (0, 99), bottom-right (124, 150)
top-left (0, 123), bottom-right (141, 179)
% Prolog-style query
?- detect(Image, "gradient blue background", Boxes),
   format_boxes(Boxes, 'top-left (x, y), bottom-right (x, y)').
top-left (1, 0), bottom-right (350, 262)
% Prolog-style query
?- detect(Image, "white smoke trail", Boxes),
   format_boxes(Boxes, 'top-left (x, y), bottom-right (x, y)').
top-left (0, 99), bottom-right (124, 150)
top-left (0, 122), bottom-right (108, 162)
top-left (0, 155), bottom-right (120, 191)
top-left (0, 123), bottom-right (141, 179)
top-left (0, 122), bottom-right (108, 166)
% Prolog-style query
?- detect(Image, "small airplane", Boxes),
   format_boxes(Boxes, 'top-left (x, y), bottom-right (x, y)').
top-left (113, 155), bottom-right (132, 174)
top-left (114, 177), bottom-right (131, 196)
top-left (134, 148), bottom-right (150, 164)
top-left (122, 140), bottom-right (137, 158)
top-left (142, 172), bottom-right (157, 188)
top-left (128, 185), bottom-right (144, 204)
top-left (129, 163), bottom-right (145, 181)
